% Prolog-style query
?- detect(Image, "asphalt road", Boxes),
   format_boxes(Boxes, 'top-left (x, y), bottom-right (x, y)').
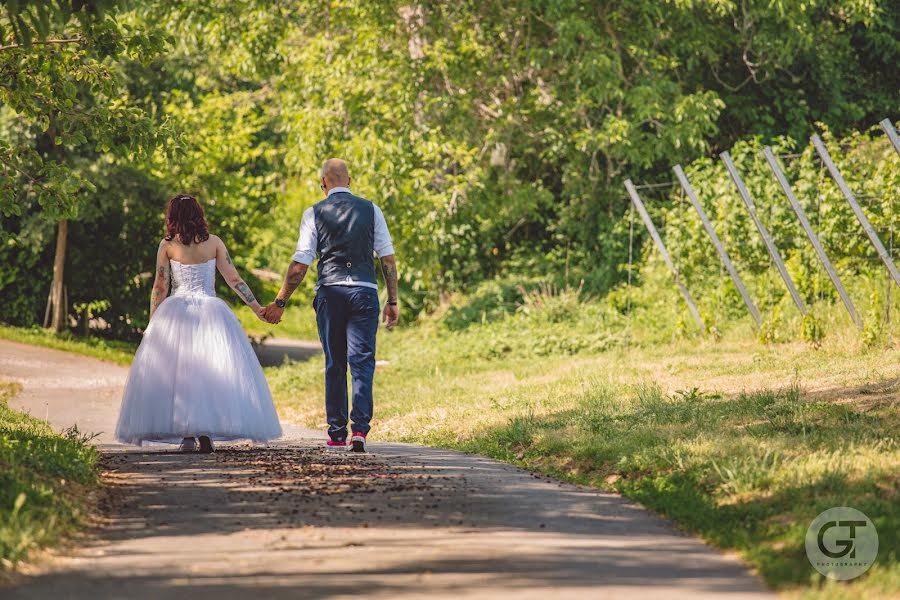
top-left (1, 339), bottom-right (772, 599)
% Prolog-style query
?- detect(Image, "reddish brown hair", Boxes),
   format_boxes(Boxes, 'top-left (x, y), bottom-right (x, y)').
top-left (165, 194), bottom-right (209, 245)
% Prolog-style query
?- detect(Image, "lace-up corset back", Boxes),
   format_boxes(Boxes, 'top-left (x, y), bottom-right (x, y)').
top-left (170, 258), bottom-right (216, 297)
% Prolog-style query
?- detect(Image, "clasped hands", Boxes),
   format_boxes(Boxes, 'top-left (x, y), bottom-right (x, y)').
top-left (253, 299), bottom-right (400, 329)
top-left (254, 302), bottom-right (284, 324)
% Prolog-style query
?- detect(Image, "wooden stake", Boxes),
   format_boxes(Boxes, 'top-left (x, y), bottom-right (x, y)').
top-left (624, 179), bottom-right (706, 333)
top-left (763, 148), bottom-right (863, 330)
top-left (674, 165), bottom-right (762, 326)
top-left (880, 119), bottom-right (900, 158)
top-left (720, 151), bottom-right (807, 315)
top-left (812, 134), bottom-right (900, 292)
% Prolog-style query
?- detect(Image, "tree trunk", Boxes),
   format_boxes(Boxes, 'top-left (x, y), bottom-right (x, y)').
top-left (49, 219), bottom-right (68, 332)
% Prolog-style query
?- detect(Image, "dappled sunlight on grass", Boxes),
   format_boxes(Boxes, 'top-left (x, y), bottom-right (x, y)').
top-left (270, 321), bottom-right (899, 595)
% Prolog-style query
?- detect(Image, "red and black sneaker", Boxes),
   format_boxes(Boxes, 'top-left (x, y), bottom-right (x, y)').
top-left (326, 439), bottom-right (348, 449)
top-left (350, 431), bottom-right (367, 453)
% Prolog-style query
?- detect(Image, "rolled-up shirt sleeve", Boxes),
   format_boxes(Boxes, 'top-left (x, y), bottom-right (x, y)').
top-left (374, 204), bottom-right (394, 258)
top-left (291, 207), bottom-right (317, 265)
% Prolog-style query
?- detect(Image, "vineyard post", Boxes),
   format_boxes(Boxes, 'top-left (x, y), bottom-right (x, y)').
top-left (811, 134), bottom-right (900, 291)
top-left (881, 119), bottom-right (900, 158)
top-left (624, 179), bottom-right (706, 333)
top-left (673, 165), bottom-right (762, 326)
top-left (763, 147), bottom-right (864, 330)
top-left (721, 151), bottom-right (807, 315)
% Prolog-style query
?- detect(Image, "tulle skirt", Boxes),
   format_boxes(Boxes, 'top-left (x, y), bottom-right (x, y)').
top-left (115, 294), bottom-right (283, 445)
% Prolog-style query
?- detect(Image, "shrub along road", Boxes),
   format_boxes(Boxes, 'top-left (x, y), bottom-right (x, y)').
top-left (0, 339), bottom-right (770, 598)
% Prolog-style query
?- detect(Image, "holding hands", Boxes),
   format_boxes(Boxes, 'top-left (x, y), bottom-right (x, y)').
top-left (259, 299), bottom-right (398, 328)
top-left (252, 303), bottom-right (268, 322)
top-left (261, 302), bottom-right (284, 324)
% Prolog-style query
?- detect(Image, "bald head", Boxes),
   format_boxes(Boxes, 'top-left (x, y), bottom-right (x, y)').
top-left (320, 158), bottom-right (351, 190)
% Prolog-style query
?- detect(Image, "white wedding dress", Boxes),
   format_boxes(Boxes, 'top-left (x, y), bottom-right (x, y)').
top-left (115, 258), bottom-right (282, 446)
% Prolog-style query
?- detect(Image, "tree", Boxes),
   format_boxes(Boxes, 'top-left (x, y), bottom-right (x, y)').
top-left (0, 0), bottom-right (168, 330)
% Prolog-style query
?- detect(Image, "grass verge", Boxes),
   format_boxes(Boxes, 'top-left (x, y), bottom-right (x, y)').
top-left (268, 320), bottom-right (899, 598)
top-left (0, 325), bottom-right (135, 366)
top-left (0, 382), bottom-right (101, 571)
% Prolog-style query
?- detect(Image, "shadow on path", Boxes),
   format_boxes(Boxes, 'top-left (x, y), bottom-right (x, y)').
top-left (8, 441), bottom-right (772, 599)
top-left (0, 339), bottom-right (771, 599)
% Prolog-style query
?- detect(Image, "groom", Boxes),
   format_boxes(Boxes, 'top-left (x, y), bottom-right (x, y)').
top-left (263, 159), bottom-right (399, 453)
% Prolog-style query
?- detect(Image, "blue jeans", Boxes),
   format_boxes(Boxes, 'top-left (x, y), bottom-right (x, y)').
top-left (314, 285), bottom-right (379, 441)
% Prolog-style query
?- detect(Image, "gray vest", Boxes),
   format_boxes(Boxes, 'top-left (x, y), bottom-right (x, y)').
top-left (313, 192), bottom-right (377, 286)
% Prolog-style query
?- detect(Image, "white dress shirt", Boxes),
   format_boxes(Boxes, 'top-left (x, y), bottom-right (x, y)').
top-left (291, 187), bottom-right (394, 290)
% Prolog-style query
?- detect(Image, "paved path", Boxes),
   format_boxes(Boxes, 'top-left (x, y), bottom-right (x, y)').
top-left (0, 339), bottom-right (772, 599)
top-left (253, 337), bottom-right (322, 367)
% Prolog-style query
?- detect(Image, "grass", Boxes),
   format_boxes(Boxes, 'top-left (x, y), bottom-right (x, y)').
top-left (2, 281), bottom-right (896, 594)
top-left (267, 295), bottom-right (900, 598)
top-left (0, 382), bottom-right (101, 571)
top-left (0, 324), bottom-right (135, 366)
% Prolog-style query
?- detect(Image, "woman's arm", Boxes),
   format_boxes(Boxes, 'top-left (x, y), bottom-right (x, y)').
top-left (214, 237), bottom-right (265, 318)
top-left (149, 241), bottom-right (170, 320)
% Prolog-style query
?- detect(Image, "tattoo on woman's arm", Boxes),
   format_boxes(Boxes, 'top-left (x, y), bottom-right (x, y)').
top-left (235, 281), bottom-right (256, 305)
top-left (150, 265), bottom-right (169, 316)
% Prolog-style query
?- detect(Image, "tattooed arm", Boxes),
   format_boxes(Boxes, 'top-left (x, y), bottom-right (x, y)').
top-left (380, 254), bottom-right (399, 328)
top-left (276, 261), bottom-right (309, 303)
top-left (261, 261), bottom-right (309, 324)
top-left (214, 236), bottom-right (265, 318)
top-left (149, 241), bottom-right (171, 320)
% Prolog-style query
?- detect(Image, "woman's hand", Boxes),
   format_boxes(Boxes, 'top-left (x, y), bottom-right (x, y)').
top-left (252, 302), bottom-right (268, 322)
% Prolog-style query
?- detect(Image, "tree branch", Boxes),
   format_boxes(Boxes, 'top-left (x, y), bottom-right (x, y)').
top-left (0, 37), bottom-right (83, 52)
top-left (0, 154), bottom-right (67, 207)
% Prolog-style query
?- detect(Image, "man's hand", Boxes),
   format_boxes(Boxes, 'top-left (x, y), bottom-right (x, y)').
top-left (263, 302), bottom-right (285, 324)
top-left (382, 303), bottom-right (399, 329)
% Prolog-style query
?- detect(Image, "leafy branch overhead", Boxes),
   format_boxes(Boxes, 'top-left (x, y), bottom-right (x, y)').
top-left (0, 0), bottom-right (172, 219)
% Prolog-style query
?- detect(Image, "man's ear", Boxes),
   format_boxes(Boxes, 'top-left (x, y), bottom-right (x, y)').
top-left (347, 176), bottom-right (352, 187)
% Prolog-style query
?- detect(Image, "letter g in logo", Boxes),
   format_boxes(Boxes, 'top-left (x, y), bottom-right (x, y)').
top-left (816, 520), bottom-right (868, 558)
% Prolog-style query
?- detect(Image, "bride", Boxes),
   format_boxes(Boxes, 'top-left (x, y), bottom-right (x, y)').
top-left (115, 194), bottom-right (282, 452)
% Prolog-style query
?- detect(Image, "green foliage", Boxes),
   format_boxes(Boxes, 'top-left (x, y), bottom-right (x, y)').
top-left (757, 306), bottom-right (783, 344)
top-left (0, 382), bottom-right (100, 568)
top-left (800, 313), bottom-right (826, 347)
top-left (3, 0), bottom-right (900, 339)
top-left (0, 0), bottom-right (170, 219)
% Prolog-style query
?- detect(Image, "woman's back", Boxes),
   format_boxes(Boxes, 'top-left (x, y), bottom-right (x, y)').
top-left (116, 195), bottom-right (280, 448)
top-left (163, 236), bottom-right (219, 265)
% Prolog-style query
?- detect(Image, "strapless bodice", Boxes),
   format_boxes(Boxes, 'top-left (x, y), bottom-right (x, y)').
top-left (170, 258), bottom-right (216, 297)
